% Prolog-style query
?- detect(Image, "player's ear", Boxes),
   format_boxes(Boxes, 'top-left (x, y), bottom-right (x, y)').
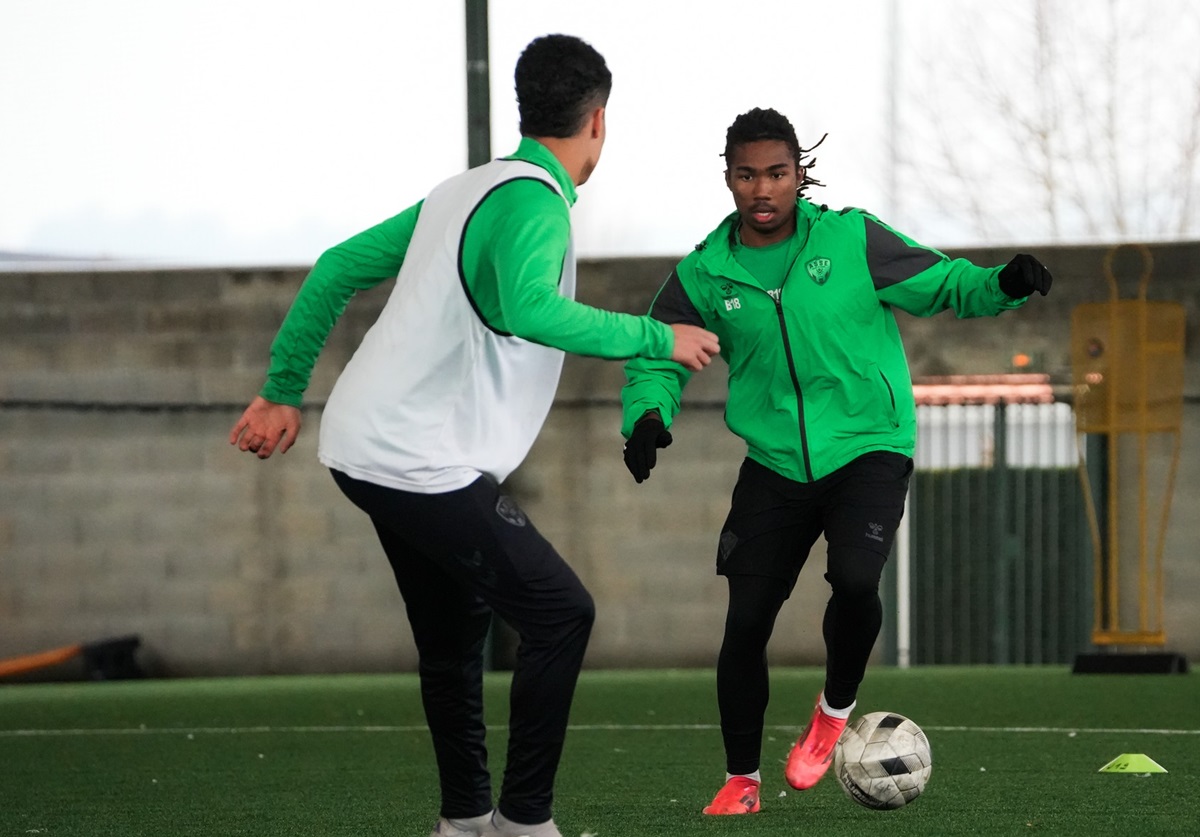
top-left (589, 106), bottom-right (605, 140)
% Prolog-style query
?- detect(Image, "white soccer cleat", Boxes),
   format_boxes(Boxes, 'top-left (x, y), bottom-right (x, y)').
top-left (430, 812), bottom-right (494, 837)
top-left (479, 811), bottom-right (562, 837)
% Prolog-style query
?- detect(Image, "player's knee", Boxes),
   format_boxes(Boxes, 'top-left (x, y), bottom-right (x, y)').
top-left (825, 548), bottom-right (886, 600)
top-left (722, 606), bottom-right (777, 647)
top-left (565, 586), bottom-right (596, 635)
top-left (577, 591), bottom-right (596, 631)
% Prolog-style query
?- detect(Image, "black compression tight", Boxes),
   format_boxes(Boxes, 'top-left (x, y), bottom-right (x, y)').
top-left (716, 548), bottom-right (886, 775)
top-left (716, 575), bottom-right (789, 776)
top-left (821, 545), bottom-right (887, 709)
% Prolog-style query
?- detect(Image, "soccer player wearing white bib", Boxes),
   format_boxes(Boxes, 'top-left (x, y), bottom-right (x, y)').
top-left (230, 35), bottom-right (719, 837)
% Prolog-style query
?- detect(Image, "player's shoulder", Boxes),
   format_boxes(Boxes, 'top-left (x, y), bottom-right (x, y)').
top-left (476, 175), bottom-right (570, 232)
top-left (675, 246), bottom-right (705, 286)
top-left (814, 202), bottom-right (875, 222)
top-left (810, 203), bottom-right (891, 238)
top-left (432, 159), bottom-right (564, 209)
top-left (495, 173), bottom-right (565, 203)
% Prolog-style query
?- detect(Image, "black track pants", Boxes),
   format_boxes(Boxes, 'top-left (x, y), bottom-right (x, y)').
top-left (331, 470), bottom-right (595, 825)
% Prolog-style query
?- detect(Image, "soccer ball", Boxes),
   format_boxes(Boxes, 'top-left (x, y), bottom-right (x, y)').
top-left (833, 711), bottom-right (932, 810)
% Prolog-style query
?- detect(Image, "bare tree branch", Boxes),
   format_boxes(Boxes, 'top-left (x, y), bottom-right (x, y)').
top-left (896, 0), bottom-right (1200, 244)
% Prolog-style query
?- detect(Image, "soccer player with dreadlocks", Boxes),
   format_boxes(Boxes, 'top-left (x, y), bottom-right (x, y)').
top-left (619, 107), bottom-right (1052, 815)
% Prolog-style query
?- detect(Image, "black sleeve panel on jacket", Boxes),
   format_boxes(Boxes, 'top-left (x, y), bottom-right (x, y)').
top-left (648, 270), bottom-right (707, 327)
top-left (864, 216), bottom-right (943, 291)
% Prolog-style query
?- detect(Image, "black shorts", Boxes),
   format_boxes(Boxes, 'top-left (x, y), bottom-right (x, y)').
top-left (716, 451), bottom-right (913, 589)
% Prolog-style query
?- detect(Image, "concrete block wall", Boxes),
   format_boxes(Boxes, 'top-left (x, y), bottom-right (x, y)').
top-left (1, 242), bottom-right (1197, 676)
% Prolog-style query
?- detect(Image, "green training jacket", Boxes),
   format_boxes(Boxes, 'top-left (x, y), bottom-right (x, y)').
top-left (621, 199), bottom-right (1026, 483)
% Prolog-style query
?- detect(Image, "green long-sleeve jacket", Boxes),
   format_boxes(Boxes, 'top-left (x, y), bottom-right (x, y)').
top-left (621, 199), bottom-right (1026, 483)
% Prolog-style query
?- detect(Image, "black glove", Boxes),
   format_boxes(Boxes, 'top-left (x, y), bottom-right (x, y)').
top-left (623, 412), bottom-right (673, 484)
top-left (998, 253), bottom-right (1053, 298)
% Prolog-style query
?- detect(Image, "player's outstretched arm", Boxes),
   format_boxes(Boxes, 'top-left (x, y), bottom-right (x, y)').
top-left (670, 323), bottom-right (720, 372)
top-left (229, 396), bottom-right (302, 459)
top-left (998, 253), bottom-right (1053, 298)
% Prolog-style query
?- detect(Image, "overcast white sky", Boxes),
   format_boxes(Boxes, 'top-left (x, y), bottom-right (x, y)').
top-left (0, 0), bottom-right (909, 263)
top-left (2, 1), bottom-right (1193, 265)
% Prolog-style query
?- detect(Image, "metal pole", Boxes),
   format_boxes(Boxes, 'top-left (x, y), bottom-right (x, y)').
top-left (466, 0), bottom-right (496, 670)
top-left (992, 403), bottom-right (1012, 663)
top-left (885, 0), bottom-right (900, 223)
top-left (465, 0), bottom-right (491, 169)
top-left (896, 495), bottom-right (912, 669)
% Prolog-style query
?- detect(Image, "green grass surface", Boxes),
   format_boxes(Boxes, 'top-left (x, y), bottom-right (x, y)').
top-left (2, 667), bottom-right (1197, 835)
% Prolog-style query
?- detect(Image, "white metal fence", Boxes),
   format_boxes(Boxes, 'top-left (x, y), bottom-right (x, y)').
top-left (889, 396), bottom-right (1092, 666)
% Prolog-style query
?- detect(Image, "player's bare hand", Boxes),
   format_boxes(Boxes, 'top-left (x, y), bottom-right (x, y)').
top-left (228, 396), bottom-right (302, 459)
top-left (669, 324), bottom-right (720, 371)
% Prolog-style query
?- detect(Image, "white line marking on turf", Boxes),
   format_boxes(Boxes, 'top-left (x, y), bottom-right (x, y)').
top-left (0, 725), bottom-right (431, 737)
top-left (2, 723), bottom-right (1199, 737)
top-left (922, 725), bottom-right (1200, 735)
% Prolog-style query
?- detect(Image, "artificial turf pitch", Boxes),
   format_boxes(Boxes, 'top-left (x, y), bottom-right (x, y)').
top-left (2, 666), bottom-right (1196, 836)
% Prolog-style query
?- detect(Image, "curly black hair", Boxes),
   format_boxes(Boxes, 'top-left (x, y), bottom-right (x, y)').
top-left (515, 34), bottom-right (612, 138)
top-left (723, 107), bottom-right (826, 194)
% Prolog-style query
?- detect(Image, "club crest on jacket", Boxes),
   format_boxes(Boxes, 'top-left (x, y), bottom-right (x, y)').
top-left (806, 257), bottom-right (832, 285)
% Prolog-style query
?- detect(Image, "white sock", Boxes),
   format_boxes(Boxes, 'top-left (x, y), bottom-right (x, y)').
top-left (727, 770), bottom-right (761, 784)
top-left (819, 692), bottom-right (855, 719)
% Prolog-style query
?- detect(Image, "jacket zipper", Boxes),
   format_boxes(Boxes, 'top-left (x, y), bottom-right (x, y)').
top-left (771, 294), bottom-right (814, 481)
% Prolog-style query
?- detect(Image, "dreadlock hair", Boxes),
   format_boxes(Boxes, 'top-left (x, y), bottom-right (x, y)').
top-left (722, 107), bottom-right (827, 195)
top-left (515, 34), bottom-right (612, 138)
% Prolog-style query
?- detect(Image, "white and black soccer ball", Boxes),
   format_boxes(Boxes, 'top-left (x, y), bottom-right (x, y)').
top-left (833, 711), bottom-right (932, 810)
